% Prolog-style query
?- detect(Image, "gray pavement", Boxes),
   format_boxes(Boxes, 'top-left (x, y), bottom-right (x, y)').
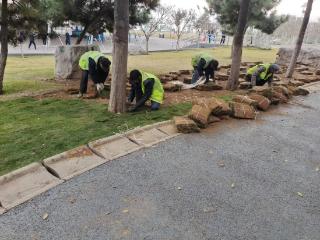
top-left (8, 37), bottom-right (190, 55)
top-left (1, 94), bottom-right (320, 240)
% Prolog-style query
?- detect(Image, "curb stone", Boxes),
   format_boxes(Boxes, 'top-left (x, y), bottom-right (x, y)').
top-left (125, 121), bottom-right (179, 147)
top-left (42, 145), bottom-right (106, 181)
top-left (0, 162), bottom-right (63, 211)
top-left (0, 120), bottom-right (179, 215)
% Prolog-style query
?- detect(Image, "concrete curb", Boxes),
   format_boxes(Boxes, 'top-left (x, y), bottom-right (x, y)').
top-left (0, 162), bottom-right (63, 211)
top-left (42, 145), bottom-right (106, 181)
top-left (0, 120), bottom-right (180, 215)
top-left (125, 120), bottom-right (180, 147)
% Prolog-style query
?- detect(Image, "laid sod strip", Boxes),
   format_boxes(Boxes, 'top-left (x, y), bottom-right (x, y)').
top-left (0, 98), bottom-right (192, 176)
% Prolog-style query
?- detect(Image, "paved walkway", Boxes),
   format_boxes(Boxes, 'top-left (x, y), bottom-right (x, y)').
top-left (8, 37), bottom-right (193, 55)
top-left (1, 94), bottom-right (320, 240)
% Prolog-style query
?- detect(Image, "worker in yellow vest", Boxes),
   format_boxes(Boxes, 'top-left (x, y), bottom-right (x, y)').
top-left (246, 63), bottom-right (280, 87)
top-left (191, 53), bottom-right (219, 84)
top-left (78, 51), bottom-right (111, 97)
top-left (127, 70), bottom-right (164, 112)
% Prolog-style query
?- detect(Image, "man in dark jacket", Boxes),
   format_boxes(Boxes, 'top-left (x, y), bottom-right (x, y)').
top-left (78, 51), bottom-right (111, 97)
top-left (127, 70), bottom-right (164, 112)
top-left (28, 33), bottom-right (36, 50)
top-left (191, 53), bottom-right (219, 84)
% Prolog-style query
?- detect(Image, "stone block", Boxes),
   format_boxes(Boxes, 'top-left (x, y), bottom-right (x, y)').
top-left (276, 48), bottom-right (320, 68)
top-left (55, 45), bottom-right (100, 80)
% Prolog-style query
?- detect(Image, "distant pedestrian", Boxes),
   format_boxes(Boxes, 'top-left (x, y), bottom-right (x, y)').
top-left (65, 32), bottom-right (71, 45)
top-left (17, 31), bottom-right (25, 44)
top-left (28, 33), bottom-right (36, 50)
top-left (42, 33), bottom-right (47, 45)
top-left (220, 32), bottom-right (226, 45)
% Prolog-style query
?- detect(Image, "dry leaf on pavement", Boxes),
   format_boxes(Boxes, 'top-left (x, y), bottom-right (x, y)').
top-left (297, 192), bottom-right (304, 197)
top-left (42, 213), bottom-right (49, 220)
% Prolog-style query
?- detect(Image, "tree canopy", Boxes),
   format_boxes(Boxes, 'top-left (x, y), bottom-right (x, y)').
top-left (206, 0), bottom-right (288, 35)
top-left (62, 0), bottom-right (160, 43)
top-left (0, 0), bottom-right (41, 45)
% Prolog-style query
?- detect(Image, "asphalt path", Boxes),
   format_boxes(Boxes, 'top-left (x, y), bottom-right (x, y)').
top-left (1, 93), bottom-right (320, 240)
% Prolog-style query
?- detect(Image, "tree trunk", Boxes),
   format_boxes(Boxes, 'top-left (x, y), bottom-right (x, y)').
top-left (146, 36), bottom-right (149, 54)
top-left (176, 36), bottom-right (180, 51)
top-left (226, 0), bottom-right (250, 90)
top-left (285, 0), bottom-right (313, 78)
top-left (76, 25), bottom-right (88, 45)
top-left (108, 0), bottom-right (129, 113)
top-left (0, 0), bottom-right (8, 95)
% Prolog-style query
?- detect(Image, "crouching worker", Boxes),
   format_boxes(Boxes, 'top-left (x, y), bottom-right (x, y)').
top-left (78, 51), bottom-right (111, 97)
top-left (246, 63), bottom-right (280, 87)
top-left (191, 53), bottom-right (219, 84)
top-left (128, 70), bottom-right (164, 112)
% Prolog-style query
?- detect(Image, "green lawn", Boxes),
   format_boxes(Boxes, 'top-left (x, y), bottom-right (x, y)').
top-left (3, 47), bottom-right (277, 95)
top-left (0, 98), bottom-right (191, 176)
top-left (0, 47), bottom-right (277, 175)
top-left (4, 56), bottom-right (58, 94)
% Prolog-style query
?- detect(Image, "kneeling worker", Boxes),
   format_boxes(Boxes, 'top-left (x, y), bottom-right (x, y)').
top-left (128, 70), bottom-right (164, 112)
top-left (78, 50), bottom-right (111, 97)
top-left (191, 53), bottom-right (219, 84)
top-left (246, 63), bottom-right (280, 87)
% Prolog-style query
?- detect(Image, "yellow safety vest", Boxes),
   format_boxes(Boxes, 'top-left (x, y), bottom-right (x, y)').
top-left (191, 53), bottom-right (214, 69)
top-left (79, 51), bottom-right (106, 70)
top-left (247, 63), bottom-right (273, 81)
top-left (139, 70), bottom-right (164, 104)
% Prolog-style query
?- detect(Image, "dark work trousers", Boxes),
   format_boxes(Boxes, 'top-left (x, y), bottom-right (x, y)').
top-left (245, 74), bottom-right (267, 86)
top-left (134, 85), bottom-right (160, 111)
top-left (28, 41), bottom-right (36, 49)
top-left (192, 67), bottom-right (213, 84)
top-left (80, 70), bottom-right (89, 94)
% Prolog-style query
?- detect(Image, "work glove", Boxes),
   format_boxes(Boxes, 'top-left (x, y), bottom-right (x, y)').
top-left (95, 83), bottom-right (105, 93)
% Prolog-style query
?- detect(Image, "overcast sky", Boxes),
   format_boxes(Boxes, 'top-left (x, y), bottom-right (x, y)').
top-left (161, 0), bottom-right (320, 21)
